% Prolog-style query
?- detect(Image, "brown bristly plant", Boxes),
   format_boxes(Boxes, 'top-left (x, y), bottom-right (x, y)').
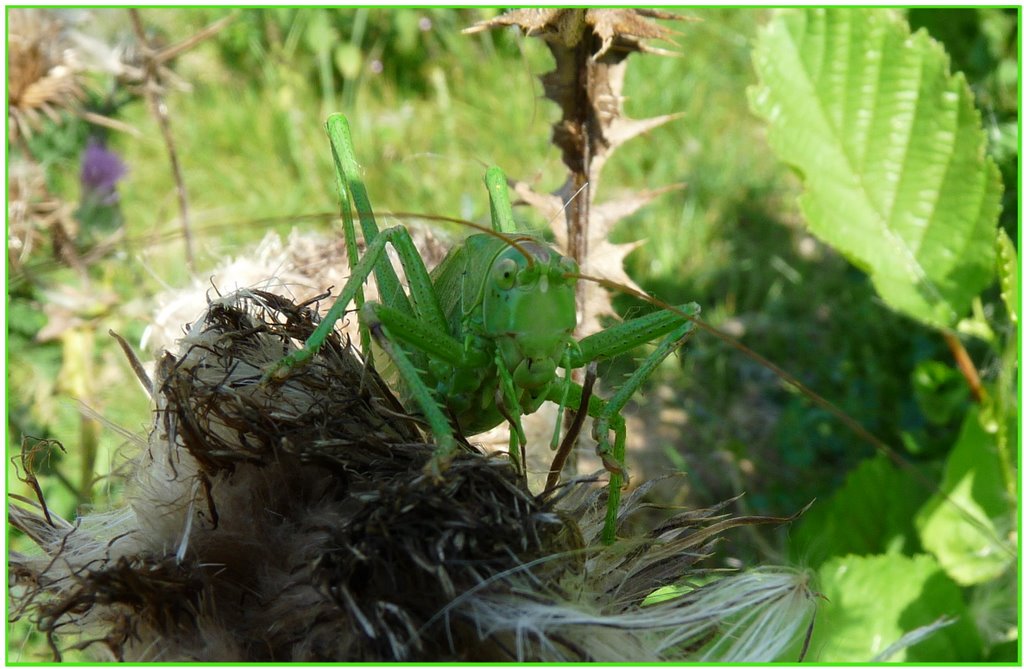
top-left (8, 290), bottom-right (817, 661)
top-left (7, 9), bottom-right (86, 147)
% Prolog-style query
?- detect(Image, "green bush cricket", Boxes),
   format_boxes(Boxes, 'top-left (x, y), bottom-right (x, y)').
top-left (265, 113), bottom-right (699, 545)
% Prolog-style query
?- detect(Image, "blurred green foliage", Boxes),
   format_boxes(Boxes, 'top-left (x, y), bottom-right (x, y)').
top-left (202, 8), bottom-right (514, 98)
top-left (6, 7), bottom-right (1017, 662)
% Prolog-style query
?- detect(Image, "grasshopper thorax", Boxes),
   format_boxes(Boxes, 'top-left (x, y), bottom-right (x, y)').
top-left (482, 240), bottom-right (578, 389)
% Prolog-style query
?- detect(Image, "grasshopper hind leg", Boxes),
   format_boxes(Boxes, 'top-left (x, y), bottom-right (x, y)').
top-left (361, 302), bottom-right (463, 479)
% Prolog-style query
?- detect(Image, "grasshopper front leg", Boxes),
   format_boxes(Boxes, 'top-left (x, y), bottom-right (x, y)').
top-left (360, 299), bottom-right (492, 478)
top-left (262, 223), bottom-right (480, 477)
top-left (558, 302), bottom-right (701, 544)
top-left (570, 303), bottom-right (700, 481)
top-left (361, 303), bottom-right (462, 478)
top-left (262, 225), bottom-right (447, 382)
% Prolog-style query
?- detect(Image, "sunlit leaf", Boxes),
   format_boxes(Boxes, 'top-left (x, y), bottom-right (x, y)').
top-left (749, 8), bottom-right (1002, 328)
top-left (789, 454), bottom-right (929, 567)
top-left (810, 553), bottom-right (982, 661)
top-left (915, 406), bottom-right (1016, 586)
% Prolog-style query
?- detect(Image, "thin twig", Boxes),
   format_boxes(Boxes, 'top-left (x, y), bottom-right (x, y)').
top-left (942, 330), bottom-right (987, 403)
top-left (79, 111), bottom-right (143, 138)
top-left (546, 362), bottom-right (597, 493)
top-left (128, 8), bottom-right (195, 272)
top-left (154, 12), bottom-right (239, 65)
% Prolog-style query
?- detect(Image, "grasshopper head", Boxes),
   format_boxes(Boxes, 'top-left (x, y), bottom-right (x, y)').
top-left (482, 240), bottom-right (578, 389)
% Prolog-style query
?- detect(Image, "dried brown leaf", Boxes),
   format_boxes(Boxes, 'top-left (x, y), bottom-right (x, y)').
top-left (466, 8), bottom-right (693, 52)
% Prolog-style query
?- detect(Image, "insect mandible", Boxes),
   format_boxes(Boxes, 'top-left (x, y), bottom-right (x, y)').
top-left (265, 113), bottom-right (700, 545)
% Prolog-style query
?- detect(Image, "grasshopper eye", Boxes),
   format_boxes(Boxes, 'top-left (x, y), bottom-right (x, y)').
top-left (558, 256), bottom-right (579, 276)
top-left (494, 258), bottom-right (518, 289)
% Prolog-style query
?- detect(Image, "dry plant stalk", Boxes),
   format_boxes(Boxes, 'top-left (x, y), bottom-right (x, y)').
top-left (125, 9), bottom-right (236, 272)
top-left (466, 10), bottom-right (694, 480)
top-left (7, 158), bottom-right (78, 272)
top-left (467, 9), bottom-right (693, 336)
top-left (9, 290), bottom-right (815, 662)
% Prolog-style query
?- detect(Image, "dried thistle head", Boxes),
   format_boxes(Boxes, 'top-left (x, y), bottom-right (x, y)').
top-left (7, 157), bottom-right (76, 270)
top-left (8, 9), bottom-right (85, 144)
top-left (8, 290), bottom-right (816, 662)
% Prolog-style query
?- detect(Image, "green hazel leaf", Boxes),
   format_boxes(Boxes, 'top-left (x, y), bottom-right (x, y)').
top-left (915, 406), bottom-right (1016, 586)
top-left (789, 454), bottom-right (930, 568)
top-left (749, 8), bottom-right (1002, 328)
top-left (810, 553), bottom-right (982, 661)
top-left (995, 228), bottom-right (1017, 325)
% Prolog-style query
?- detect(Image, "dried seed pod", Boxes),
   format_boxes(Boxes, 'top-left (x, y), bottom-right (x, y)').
top-left (8, 9), bottom-right (85, 144)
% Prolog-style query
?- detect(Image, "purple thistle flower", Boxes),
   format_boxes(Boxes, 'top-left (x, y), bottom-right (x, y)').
top-left (80, 138), bottom-right (127, 205)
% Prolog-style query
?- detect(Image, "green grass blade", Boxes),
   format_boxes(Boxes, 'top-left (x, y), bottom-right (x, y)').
top-left (749, 8), bottom-right (1002, 328)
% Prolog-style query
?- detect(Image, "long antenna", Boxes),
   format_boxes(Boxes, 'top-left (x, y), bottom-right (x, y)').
top-left (567, 270), bottom-right (1015, 558)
